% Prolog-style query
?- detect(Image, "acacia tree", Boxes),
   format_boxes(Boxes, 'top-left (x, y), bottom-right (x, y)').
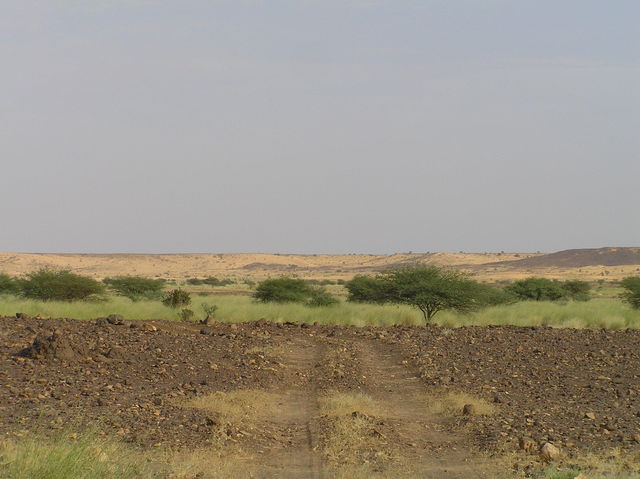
top-left (378, 266), bottom-right (487, 323)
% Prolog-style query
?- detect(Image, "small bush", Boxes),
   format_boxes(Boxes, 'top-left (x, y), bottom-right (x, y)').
top-left (620, 276), bottom-right (640, 309)
top-left (187, 277), bottom-right (234, 287)
top-left (561, 280), bottom-right (591, 301)
top-left (18, 269), bottom-right (105, 302)
top-left (505, 277), bottom-right (567, 302)
top-left (162, 289), bottom-right (191, 308)
top-left (253, 277), bottom-right (337, 306)
top-left (201, 303), bottom-right (218, 317)
top-left (102, 276), bottom-right (164, 301)
top-left (473, 283), bottom-right (517, 306)
top-left (306, 288), bottom-right (339, 307)
top-left (253, 278), bottom-right (312, 303)
top-left (178, 308), bottom-right (195, 322)
top-left (345, 275), bottom-right (388, 303)
top-left (0, 273), bottom-right (20, 295)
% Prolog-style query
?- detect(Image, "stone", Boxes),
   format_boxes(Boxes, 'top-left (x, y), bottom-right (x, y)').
top-left (462, 404), bottom-right (476, 416)
top-left (95, 317), bottom-right (109, 327)
top-left (200, 328), bottom-right (212, 335)
top-left (107, 314), bottom-right (125, 325)
top-left (584, 412), bottom-right (596, 420)
top-left (539, 442), bottom-right (560, 461)
top-left (16, 312), bottom-right (31, 320)
top-left (141, 323), bottom-right (157, 332)
top-left (518, 437), bottom-right (537, 454)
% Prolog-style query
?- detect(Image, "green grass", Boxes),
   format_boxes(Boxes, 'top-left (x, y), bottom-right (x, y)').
top-left (0, 432), bottom-right (152, 479)
top-left (0, 294), bottom-right (638, 329)
top-left (436, 299), bottom-right (640, 329)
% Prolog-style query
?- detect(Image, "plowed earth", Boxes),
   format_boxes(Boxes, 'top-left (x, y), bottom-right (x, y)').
top-left (1, 317), bottom-right (640, 477)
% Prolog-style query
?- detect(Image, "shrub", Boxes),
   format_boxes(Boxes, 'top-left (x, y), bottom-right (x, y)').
top-left (0, 273), bottom-right (19, 295)
top-left (306, 288), bottom-right (339, 307)
top-left (102, 276), bottom-right (164, 301)
top-left (620, 276), bottom-right (640, 309)
top-left (472, 283), bottom-right (517, 306)
top-left (187, 277), bottom-right (233, 287)
top-left (253, 278), bottom-right (312, 303)
top-left (18, 269), bottom-right (105, 302)
top-left (505, 277), bottom-right (567, 302)
top-left (345, 275), bottom-right (388, 303)
top-left (253, 277), bottom-right (337, 306)
top-left (161, 289), bottom-right (191, 308)
top-left (201, 303), bottom-right (218, 317)
top-left (561, 280), bottom-right (591, 301)
top-left (178, 308), bottom-right (195, 322)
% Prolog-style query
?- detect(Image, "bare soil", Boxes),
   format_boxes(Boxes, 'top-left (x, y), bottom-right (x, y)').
top-left (1, 317), bottom-right (640, 477)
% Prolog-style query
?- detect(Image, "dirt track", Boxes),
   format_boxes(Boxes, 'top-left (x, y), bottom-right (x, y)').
top-left (1, 317), bottom-right (640, 477)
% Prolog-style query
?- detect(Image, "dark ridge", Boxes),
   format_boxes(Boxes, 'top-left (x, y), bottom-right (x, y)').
top-left (487, 247), bottom-right (640, 269)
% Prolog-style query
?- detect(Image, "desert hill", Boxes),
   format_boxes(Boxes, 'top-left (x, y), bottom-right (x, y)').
top-left (1, 248), bottom-right (639, 282)
top-left (0, 252), bottom-right (532, 281)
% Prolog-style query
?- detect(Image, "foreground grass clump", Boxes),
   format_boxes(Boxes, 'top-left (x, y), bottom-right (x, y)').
top-left (318, 392), bottom-right (390, 466)
top-left (0, 433), bottom-right (151, 479)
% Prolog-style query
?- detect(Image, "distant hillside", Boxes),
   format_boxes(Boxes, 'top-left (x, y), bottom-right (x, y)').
top-left (491, 247), bottom-right (640, 269)
top-left (0, 252), bottom-right (531, 280)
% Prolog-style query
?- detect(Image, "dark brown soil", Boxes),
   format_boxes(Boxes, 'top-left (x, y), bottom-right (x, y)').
top-left (1, 317), bottom-right (639, 477)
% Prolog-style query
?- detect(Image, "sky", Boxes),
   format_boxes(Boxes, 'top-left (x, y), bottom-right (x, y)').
top-left (1, 0), bottom-right (638, 254)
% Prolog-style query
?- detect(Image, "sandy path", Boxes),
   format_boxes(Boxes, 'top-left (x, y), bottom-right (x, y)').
top-left (353, 339), bottom-right (493, 478)
top-left (244, 336), bottom-right (326, 478)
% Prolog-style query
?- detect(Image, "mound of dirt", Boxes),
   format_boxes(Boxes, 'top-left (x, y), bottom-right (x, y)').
top-left (20, 329), bottom-right (85, 361)
top-left (489, 247), bottom-right (640, 269)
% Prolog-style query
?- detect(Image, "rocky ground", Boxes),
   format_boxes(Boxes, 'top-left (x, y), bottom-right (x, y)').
top-left (1, 316), bottom-right (639, 477)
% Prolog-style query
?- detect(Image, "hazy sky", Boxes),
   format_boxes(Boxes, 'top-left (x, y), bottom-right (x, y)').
top-left (2, 0), bottom-right (638, 254)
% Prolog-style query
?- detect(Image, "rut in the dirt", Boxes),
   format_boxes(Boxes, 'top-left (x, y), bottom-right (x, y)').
top-left (242, 337), bottom-right (325, 478)
top-left (351, 339), bottom-right (493, 478)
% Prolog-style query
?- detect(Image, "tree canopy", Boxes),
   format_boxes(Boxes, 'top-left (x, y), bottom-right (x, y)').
top-left (346, 266), bottom-right (506, 323)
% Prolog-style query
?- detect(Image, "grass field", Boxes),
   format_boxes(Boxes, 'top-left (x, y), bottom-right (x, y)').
top-left (0, 294), bottom-right (638, 329)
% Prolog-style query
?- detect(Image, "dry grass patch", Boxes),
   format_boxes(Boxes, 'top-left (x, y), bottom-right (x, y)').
top-left (556, 447), bottom-right (640, 478)
top-left (317, 392), bottom-right (391, 467)
top-left (161, 447), bottom-right (251, 479)
top-left (180, 389), bottom-right (281, 423)
top-left (496, 446), bottom-right (640, 479)
top-left (245, 344), bottom-right (287, 359)
top-left (423, 391), bottom-right (496, 417)
top-left (318, 391), bottom-right (386, 418)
